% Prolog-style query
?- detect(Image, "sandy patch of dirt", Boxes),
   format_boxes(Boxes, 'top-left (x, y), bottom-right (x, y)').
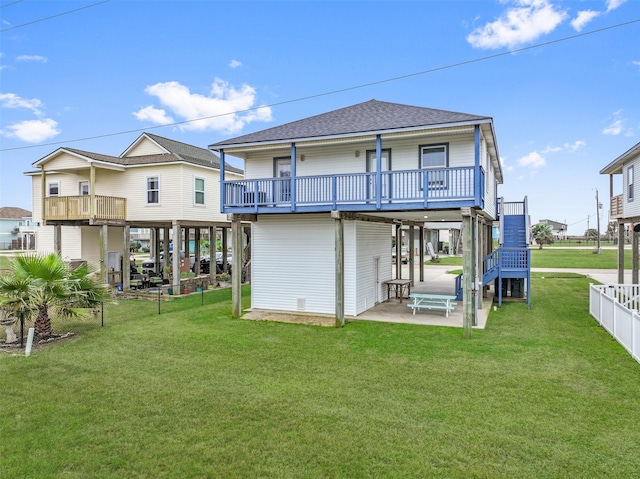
top-left (243, 310), bottom-right (336, 327)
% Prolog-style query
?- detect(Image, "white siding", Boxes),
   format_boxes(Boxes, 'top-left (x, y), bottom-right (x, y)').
top-left (353, 222), bottom-right (393, 314)
top-left (125, 138), bottom-right (167, 157)
top-left (244, 132), bottom-right (477, 180)
top-left (36, 225), bottom-right (82, 260)
top-left (623, 155), bottom-right (640, 219)
top-left (251, 215), bottom-right (391, 316)
top-left (252, 214), bottom-right (337, 314)
top-left (42, 152), bottom-right (88, 171)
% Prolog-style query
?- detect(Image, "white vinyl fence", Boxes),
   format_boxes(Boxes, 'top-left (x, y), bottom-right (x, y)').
top-left (589, 284), bottom-right (640, 365)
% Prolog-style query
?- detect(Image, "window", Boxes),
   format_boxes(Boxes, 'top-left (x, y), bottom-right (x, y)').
top-left (628, 165), bottom-right (634, 202)
top-left (147, 176), bottom-right (159, 204)
top-left (79, 181), bottom-right (89, 196)
top-left (194, 177), bottom-right (205, 205)
top-left (419, 143), bottom-right (448, 188)
top-left (48, 182), bottom-right (59, 197)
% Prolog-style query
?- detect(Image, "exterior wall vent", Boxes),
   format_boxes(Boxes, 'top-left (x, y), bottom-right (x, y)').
top-left (297, 298), bottom-right (305, 311)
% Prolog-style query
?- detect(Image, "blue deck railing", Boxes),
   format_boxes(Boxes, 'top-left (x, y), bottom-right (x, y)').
top-left (482, 247), bottom-right (530, 284)
top-left (223, 166), bottom-right (484, 213)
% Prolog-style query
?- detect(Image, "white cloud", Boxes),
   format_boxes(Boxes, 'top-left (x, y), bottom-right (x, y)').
top-left (229, 59), bottom-right (242, 68)
top-left (603, 110), bottom-right (627, 135)
top-left (0, 92), bottom-right (43, 115)
top-left (566, 140), bottom-right (586, 151)
top-left (632, 60), bottom-right (640, 72)
top-left (571, 10), bottom-right (600, 31)
top-left (541, 145), bottom-right (562, 154)
top-left (16, 55), bottom-right (47, 63)
top-left (606, 0), bottom-right (627, 11)
top-left (134, 77), bottom-right (273, 133)
top-left (518, 151), bottom-right (546, 168)
top-left (1, 118), bottom-right (60, 143)
top-left (132, 105), bottom-right (174, 125)
top-left (467, 0), bottom-right (568, 49)
top-left (603, 119), bottom-right (623, 135)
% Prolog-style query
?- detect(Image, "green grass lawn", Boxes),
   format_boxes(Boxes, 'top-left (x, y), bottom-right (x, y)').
top-left (2, 279), bottom-right (640, 477)
top-left (435, 247), bottom-right (629, 269)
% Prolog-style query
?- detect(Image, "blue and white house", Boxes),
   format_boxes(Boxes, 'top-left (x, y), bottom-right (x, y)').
top-left (210, 100), bottom-right (530, 329)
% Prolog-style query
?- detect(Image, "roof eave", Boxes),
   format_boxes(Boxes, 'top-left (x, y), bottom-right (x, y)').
top-left (208, 118), bottom-right (494, 151)
top-left (600, 142), bottom-right (640, 175)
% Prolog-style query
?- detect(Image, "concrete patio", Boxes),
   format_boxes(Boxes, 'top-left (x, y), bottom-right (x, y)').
top-left (351, 263), bottom-right (494, 329)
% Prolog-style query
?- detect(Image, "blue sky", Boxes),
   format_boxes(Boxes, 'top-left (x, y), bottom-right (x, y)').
top-left (1, 0), bottom-right (639, 235)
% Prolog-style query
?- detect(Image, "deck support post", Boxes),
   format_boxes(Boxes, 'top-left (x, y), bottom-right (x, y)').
top-left (123, 225), bottom-right (130, 290)
top-left (395, 223), bottom-right (402, 279)
top-left (618, 221), bottom-right (625, 284)
top-left (53, 224), bottom-right (61, 256)
top-left (335, 215), bottom-right (345, 327)
top-left (409, 225), bottom-right (415, 287)
top-left (163, 227), bottom-right (170, 274)
top-left (100, 224), bottom-right (107, 284)
top-left (633, 228), bottom-right (639, 284)
top-left (209, 226), bottom-right (216, 283)
top-left (419, 226), bottom-right (425, 283)
top-left (462, 209), bottom-right (476, 337)
top-left (476, 216), bottom-right (483, 310)
top-left (194, 228), bottom-right (201, 275)
top-left (222, 226), bottom-right (229, 274)
top-left (231, 218), bottom-right (243, 318)
top-left (172, 221), bottom-right (181, 294)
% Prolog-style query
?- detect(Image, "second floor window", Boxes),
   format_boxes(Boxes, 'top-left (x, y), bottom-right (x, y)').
top-left (79, 181), bottom-right (89, 196)
top-left (194, 177), bottom-right (205, 205)
top-left (48, 182), bottom-right (59, 196)
top-left (420, 144), bottom-right (448, 169)
top-left (147, 177), bottom-right (159, 204)
top-left (628, 165), bottom-right (634, 202)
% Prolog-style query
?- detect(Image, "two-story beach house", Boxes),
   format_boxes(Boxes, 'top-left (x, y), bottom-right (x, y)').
top-left (600, 141), bottom-right (640, 282)
top-left (27, 133), bottom-right (244, 292)
top-left (209, 100), bottom-right (530, 331)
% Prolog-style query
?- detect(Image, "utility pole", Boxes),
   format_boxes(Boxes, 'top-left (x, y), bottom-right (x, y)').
top-left (596, 189), bottom-right (602, 254)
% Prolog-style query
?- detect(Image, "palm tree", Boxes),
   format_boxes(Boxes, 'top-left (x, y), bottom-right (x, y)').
top-left (531, 223), bottom-right (554, 249)
top-left (0, 253), bottom-right (107, 341)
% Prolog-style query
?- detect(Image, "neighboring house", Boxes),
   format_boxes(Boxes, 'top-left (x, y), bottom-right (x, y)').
top-left (209, 99), bottom-right (530, 328)
top-left (600, 141), bottom-right (640, 283)
top-left (26, 132), bottom-right (244, 291)
top-left (534, 219), bottom-right (567, 241)
top-left (0, 206), bottom-right (36, 250)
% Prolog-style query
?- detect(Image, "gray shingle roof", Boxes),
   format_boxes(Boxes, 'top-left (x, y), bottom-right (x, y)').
top-left (210, 99), bottom-right (491, 148)
top-left (0, 206), bottom-right (32, 219)
top-left (37, 133), bottom-right (244, 175)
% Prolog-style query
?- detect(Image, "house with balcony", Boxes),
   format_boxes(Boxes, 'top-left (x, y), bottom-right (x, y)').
top-left (600, 141), bottom-right (640, 282)
top-left (0, 206), bottom-right (35, 250)
top-left (26, 132), bottom-right (244, 291)
top-left (209, 99), bottom-right (530, 330)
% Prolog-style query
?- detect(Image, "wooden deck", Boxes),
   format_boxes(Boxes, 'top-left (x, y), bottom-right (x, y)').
top-left (44, 195), bottom-right (126, 222)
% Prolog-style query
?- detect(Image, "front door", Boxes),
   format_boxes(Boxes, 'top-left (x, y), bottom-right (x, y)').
top-left (366, 149), bottom-right (391, 200)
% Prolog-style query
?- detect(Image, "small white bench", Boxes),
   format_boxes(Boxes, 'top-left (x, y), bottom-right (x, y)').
top-left (407, 293), bottom-right (458, 317)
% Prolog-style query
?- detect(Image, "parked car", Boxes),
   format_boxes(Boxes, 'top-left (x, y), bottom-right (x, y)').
top-left (141, 252), bottom-right (194, 275)
top-left (391, 247), bottom-right (408, 264)
top-left (215, 252), bottom-right (233, 265)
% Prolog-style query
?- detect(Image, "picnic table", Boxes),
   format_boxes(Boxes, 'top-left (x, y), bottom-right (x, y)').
top-left (407, 293), bottom-right (458, 317)
top-left (384, 279), bottom-right (412, 303)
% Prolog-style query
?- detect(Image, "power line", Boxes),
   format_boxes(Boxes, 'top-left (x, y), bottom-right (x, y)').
top-left (0, 0), bottom-right (24, 9)
top-left (1, 16), bottom-right (639, 152)
top-left (0, 0), bottom-right (110, 32)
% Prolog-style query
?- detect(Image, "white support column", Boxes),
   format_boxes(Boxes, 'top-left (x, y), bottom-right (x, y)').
top-left (123, 225), bottom-right (130, 290)
top-left (100, 225), bottom-right (108, 285)
top-left (172, 221), bottom-right (181, 294)
top-left (409, 225), bottom-right (415, 287)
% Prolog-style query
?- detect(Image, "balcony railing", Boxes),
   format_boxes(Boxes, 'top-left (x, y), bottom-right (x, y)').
top-left (44, 195), bottom-right (126, 222)
top-left (224, 167), bottom-right (484, 213)
top-left (611, 194), bottom-right (623, 219)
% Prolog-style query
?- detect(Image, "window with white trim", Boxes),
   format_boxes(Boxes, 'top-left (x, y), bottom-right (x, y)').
top-left (79, 181), bottom-right (89, 196)
top-left (48, 182), bottom-right (59, 197)
top-left (628, 165), bottom-right (634, 202)
top-left (147, 176), bottom-right (159, 204)
top-left (419, 143), bottom-right (448, 188)
top-left (194, 177), bottom-right (205, 205)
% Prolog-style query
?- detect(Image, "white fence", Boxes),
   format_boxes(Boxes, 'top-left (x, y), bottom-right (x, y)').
top-left (589, 284), bottom-right (640, 365)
